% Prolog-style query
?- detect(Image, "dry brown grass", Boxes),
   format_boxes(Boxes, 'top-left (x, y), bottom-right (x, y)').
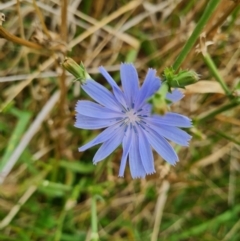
top-left (0, 1), bottom-right (240, 240)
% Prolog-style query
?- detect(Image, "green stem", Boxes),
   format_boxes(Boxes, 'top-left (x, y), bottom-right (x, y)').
top-left (152, 81), bottom-right (170, 114)
top-left (172, 0), bottom-right (221, 71)
top-left (54, 180), bottom-right (85, 241)
top-left (54, 211), bottom-right (66, 241)
top-left (91, 196), bottom-right (99, 241)
top-left (158, 81), bottom-right (169, 97)
top-left (197, 98), bottom-right (240, 124)
top-left (203, 52), bottom-right (233, 98)
top-left (211, 128), bottom-right (240, 146)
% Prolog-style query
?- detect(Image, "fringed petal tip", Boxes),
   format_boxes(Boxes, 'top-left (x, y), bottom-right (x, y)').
top-left (147, 68), bottom-right (157, 74)
top-left (118, 171), bottom-right (156, 179)
top-left (75, 100), bottom-right (81, 113)
top-left (186, 136), bottom-right (193, 146)
top-left (163, 155), bottom-right (179, 166)
top-left (78, 143), bottom-right (94, 152)
top-left (132, 175), bottom-right (146, 179)
top-left (182, 131), bottom-right (192, 145)
top-left (186, 118), bottom-right (193, 127)
top-left (171, 158), bottom-right (179, 166)
top-left (181, 135), bottom-right (192, 147)
top-left (146, 170), bottom-right (156, 176)
top-left (183, 141), bottom-right (191, 147)
top-left (121, 62), bottom-right (134, 66)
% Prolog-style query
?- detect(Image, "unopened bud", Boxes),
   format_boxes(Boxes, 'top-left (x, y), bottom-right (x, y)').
top-left (61, 57), bottom-right (91, 84)
top-left (163, 67), bottom-right (199, 89)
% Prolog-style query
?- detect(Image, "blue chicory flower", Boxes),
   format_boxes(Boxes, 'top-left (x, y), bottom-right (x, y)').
top-left (75, 63), bottom-right (192, 178)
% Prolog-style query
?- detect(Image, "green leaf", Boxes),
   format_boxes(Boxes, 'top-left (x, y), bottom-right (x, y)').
top-left (59, 160), bottom-right (95, 174)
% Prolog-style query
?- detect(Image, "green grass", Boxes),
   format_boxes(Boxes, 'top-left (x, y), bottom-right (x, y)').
top-left (1, 0), bottom-right (240, 240)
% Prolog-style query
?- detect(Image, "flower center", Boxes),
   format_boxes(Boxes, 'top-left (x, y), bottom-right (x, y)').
top-left (125, 109), bottom-right (139, 123)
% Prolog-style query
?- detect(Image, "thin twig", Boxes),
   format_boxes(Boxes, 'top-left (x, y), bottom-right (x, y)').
top-left (0, 185), bottom-right (37, 229)
top-left (151, 180), bottom-right (170, 241)
top-left (0, 26), bottom-right (44, 50)
top-left (0, 91), bottom-right (60, 184)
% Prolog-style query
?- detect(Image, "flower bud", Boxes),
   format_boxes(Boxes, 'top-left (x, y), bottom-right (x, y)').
top-left (61, 57), bottom-right (91, 84)
top-left (163, 67), bottom-right (199, 89)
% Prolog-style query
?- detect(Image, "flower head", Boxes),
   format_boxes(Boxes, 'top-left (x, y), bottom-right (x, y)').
top-left (75, 63), bottom-right (191, 178)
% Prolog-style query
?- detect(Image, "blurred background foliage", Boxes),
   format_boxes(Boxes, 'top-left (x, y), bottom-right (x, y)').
top-left (0, 0), bottom-right (240, 240)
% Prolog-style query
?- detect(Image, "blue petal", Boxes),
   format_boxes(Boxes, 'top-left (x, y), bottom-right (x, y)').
top-left (93, 126), bottom-right (125, 163)
top-left (135, 69), bottom-right (161, 108)
top-left (112, 86), bottom-right (127, 109)
top-left (81, 80), bottom-right (120, 111)
top-left (79, 124), bottom-right (121, 151)
top-left (99, 66), bottom-right (127, 108)
top-left (99, 66), bottom-right (119, 89)
top-left (75, 114), bottom-right (117, 129)
top-left (119, 127), bottom-right (132, 177)
top-left (120, 63), bottom-right (139, 106)
top-left (76, 100), bottom-right (124, 119)
top-left (166, 89), bottom-right (184, 103)
top-left (147, 113), bottom-right (192, 127)
top-left (138, 103), bottom-right (152, 116)
top-left (138, 127), bottom-right (155, 174)
top-left (149, 124), bottom-right (191, 146)
top-left (129, 131), bottom-right (146, 178)
top-left (144, 128), bottom-right (179, 165)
